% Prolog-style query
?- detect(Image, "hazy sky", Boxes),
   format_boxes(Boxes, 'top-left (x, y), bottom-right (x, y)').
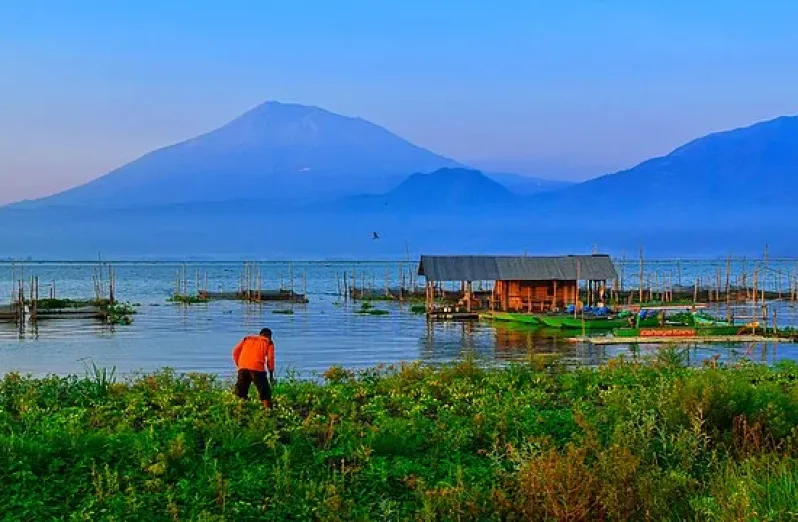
top-left (2, 0), bottom-right (798, 204)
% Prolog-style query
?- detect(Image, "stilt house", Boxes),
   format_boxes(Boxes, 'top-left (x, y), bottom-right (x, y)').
top-left (417, 255), bottom-right (618, 312)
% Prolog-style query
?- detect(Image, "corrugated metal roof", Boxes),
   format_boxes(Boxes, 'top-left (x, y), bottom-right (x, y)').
top-left (417, 255), bottom-right (618, 282)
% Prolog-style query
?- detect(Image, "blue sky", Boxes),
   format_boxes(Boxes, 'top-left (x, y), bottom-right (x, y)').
top-left (2, 0), bottom-right (798, 203)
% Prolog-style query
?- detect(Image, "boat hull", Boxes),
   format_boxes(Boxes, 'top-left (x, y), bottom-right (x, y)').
top-left (541, 315), bottom-right (660, 330)
top-left (613, 325), bottom-right (742, 338)
top-left (481, 312), bottom-right (544, 325)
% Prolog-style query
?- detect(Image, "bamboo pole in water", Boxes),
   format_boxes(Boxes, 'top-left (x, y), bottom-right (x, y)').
top-left (668, 272), bottom-right (673, 302)
top-left (29, 276), bottom-right (36, 324)
top-left (289, 263), bottom-right (294, 297)
top-left (575, 260), bottom-right (581, 316)
top-left (726, 258), bottom-right (732, 322)
top-left (258, 265), bottom-right (263, 302)
top-left (752, 266), bottom-right (759, 304)
top-left (725, 256), bottom-right (731, 300)
top-left (619, 254), bottom-right (626, 293)
top-left (109, 266), bottom-right (115, 307)
top-left (9, 262), bottom-right (15, 305)
top-left (694, 277), bottom-right (698, 305)
top-left (638, 249), bottom-right (643, 304)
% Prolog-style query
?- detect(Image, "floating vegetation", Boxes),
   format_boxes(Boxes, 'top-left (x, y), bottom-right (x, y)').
top-left (34, 298), bottom-right (95, 310)
top-left (106, 302), bottom-right (136, 325)
top-left (409, 304), bottom-right (426, 314)
top-left (355, 301), bottom-right (389, 316)
top-left (1, 359), bottom-right (798, 519)
top-left (168, 294), bottom-right (208, 305)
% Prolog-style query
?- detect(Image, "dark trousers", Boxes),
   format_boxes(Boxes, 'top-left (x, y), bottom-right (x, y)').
top-left (234, 370), bottom-right (271, 401)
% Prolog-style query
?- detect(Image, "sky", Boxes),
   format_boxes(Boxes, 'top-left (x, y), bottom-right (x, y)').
top-left (2, 0), bottom-right (798, 204)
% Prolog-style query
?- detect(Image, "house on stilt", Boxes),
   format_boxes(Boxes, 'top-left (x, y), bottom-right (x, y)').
top-left (417, 254), bottom-right (618, 315)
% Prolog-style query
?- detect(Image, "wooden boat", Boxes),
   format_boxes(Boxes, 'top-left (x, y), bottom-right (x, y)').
top-left (481, 312), bottom-right (543, 325)
top-left (540, 314), bottom-right (661, 330)
top-left (692, 313), bottom-right (733, 327)
top-left (613, 325), bottom-right (742, 338)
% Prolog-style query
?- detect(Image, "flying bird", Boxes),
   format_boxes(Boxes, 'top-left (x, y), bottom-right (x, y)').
top-left (372, 232), bottom-right (380, 240)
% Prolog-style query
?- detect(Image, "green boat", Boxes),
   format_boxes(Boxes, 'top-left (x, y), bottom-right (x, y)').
top-left (613, 325), bottom-right (742, 338)
top-left (481, 312), bottom-right (543, 325)
top-left (540, 313), bottom-right (661, 330)
top-left (693, 312), bottom-right (733, 327)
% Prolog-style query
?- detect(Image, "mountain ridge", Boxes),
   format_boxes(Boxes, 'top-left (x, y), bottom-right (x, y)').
top-left (3, 110), bottom-right (798, 258)
top-left (526, 114), bottom-right (798, 216)
top-left (15, 101), bottom-right (463, 207)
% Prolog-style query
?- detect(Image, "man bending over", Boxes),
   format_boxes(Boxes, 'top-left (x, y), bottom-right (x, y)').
top-left (232, 328), bottom-right (275, 409)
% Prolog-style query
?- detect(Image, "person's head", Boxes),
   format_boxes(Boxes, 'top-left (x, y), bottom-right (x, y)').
top-left (259, 328), bottom-right (272, 339)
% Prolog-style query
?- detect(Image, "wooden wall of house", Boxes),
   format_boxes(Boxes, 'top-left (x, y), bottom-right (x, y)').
top-left (494, 280), bottom-right (579, 312)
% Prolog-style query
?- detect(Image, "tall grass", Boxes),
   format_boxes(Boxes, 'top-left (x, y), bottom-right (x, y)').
top-left (1, 358), bottom-right (797, 520)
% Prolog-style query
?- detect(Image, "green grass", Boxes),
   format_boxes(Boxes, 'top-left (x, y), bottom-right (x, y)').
top-left (1, 355), bottom-right (798, 520)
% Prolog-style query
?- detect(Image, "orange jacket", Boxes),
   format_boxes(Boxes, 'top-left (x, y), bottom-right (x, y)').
top-left (232, 336), bottom-right (274, 372)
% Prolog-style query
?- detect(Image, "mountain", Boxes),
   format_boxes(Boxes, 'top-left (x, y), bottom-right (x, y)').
top-left (18, 102), bottom-right (460, 207)
top-left (536, 115), bottom-right (798, 218)
top-left (341, 167), bottom-right (518, 212)
top-left (4, 114), bottom-right (798, 258)
top-left (484, 172), bottom-right (572, 195)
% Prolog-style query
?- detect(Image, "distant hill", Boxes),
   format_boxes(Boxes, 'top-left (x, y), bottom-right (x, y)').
top-left (536, 115), bottom-right (798, 219)
top-left (340, 168), bottom-right (518, 212)
top-left (17, 101), bottom-right (460, 207)
top-left (483, 172), bottom-right (572, 195)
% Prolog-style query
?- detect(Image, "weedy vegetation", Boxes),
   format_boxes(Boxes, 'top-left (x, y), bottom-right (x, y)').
top-left (106, 302), bottom-right (137, 325)
top-left (168, 294), bottom-right (209, 305)
top-left (1, 353), bottom-right (797, 520)
top-left (355, 301), bottom-right (390, 316)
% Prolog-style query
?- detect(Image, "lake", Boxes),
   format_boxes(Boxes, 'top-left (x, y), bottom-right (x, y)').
top-left (1, 260), bottom-right (797, 378)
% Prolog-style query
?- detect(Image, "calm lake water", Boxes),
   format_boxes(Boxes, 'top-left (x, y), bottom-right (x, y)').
top-left (1, 260), bottom-right (797, 378)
